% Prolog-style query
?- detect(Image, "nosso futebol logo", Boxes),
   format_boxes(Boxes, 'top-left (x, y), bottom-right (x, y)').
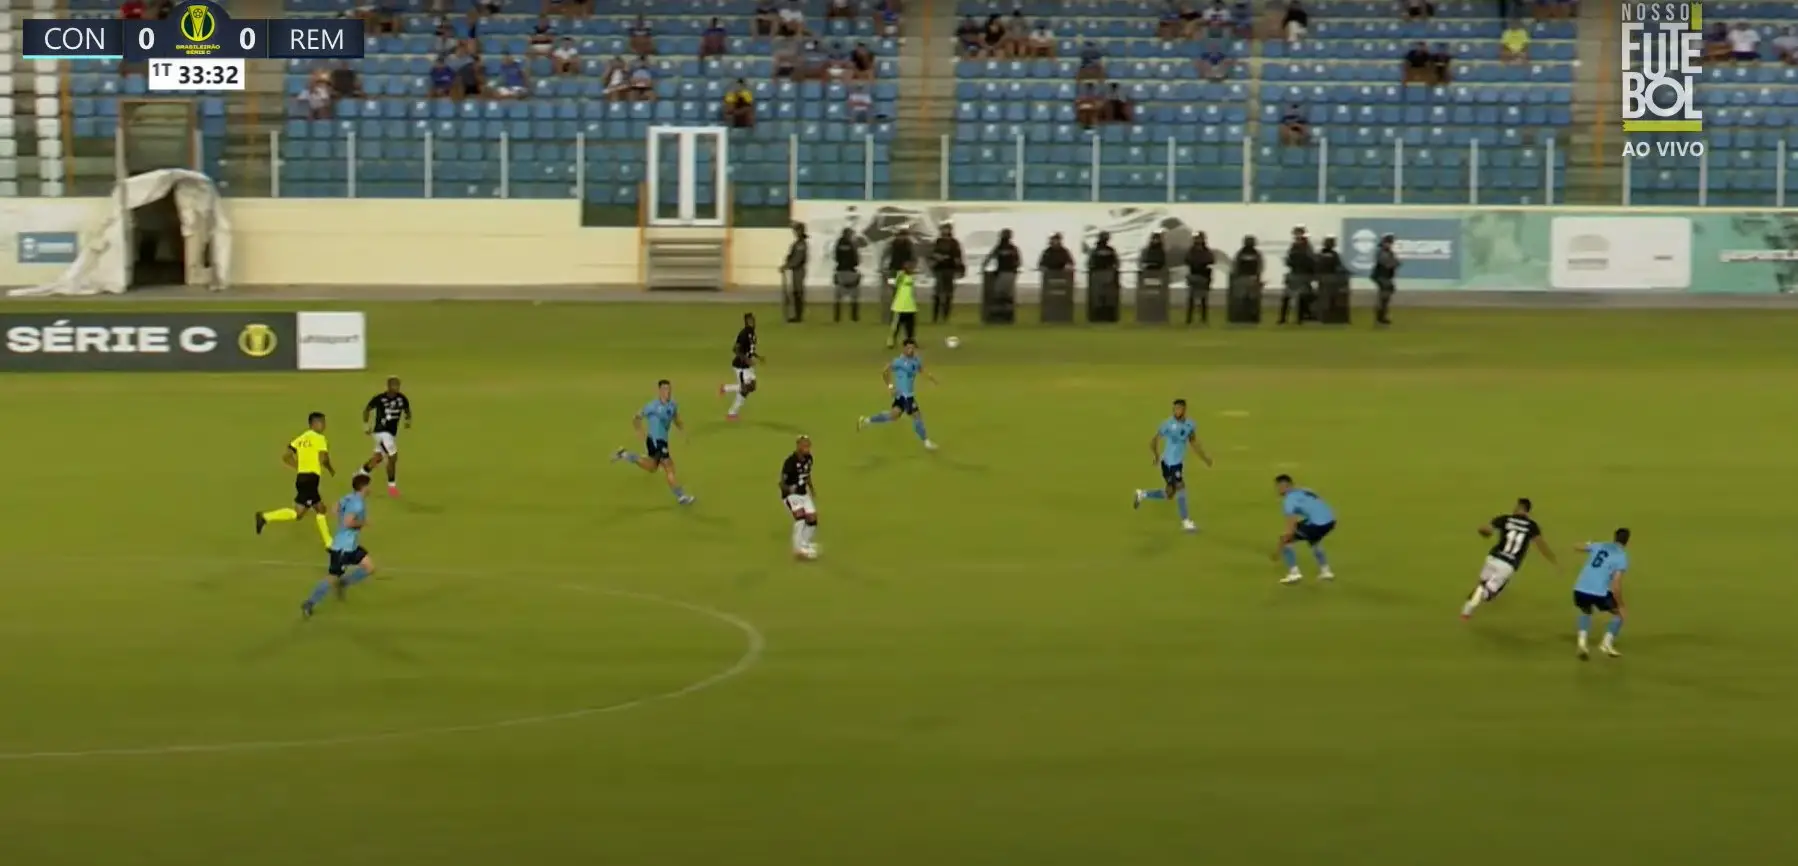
top-left (1621, 2), bottom-right (1703, 134)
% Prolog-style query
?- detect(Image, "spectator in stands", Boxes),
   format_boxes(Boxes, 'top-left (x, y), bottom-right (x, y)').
top-left (153, 0), bottom-right (172, 19)
top-left (1282, 1), bottom-right (1309, 43)
top-left (1202, 0), bottom-right (1229, 27)
top-left (349, 1), bottom-right (403, 36)
top-left (429, 57), bottom-right (456, 96)
top-left (492, 53), bottom-right (529, 98)
top-left (1076, 82), bottom-right (1102, 128)
top-left (825, 41), bottom-right (853, 80)
top-left (529, 16), bottom-right (555, 54)
top-left (1404, 0), bottom-right (1434, 20)
top-left (1104, 83), bottom-right (1133, 124)
top-left (1403, 41), bottom-right (1433, 84)
top-left (1026, 20), bottom-right (1055, 57)
top-left (982, 14), bottom-right (1006, 58)
top-left (723, 79), bottom-right (755, 127)
top-left (120, 0), bottom-right (146, 20)
top-left (1430, 42), bottom-right (1452, 84)
top-left (847, 83), bottom-right (873, 123)
top-left (755, 0), bottom-right (777, 37)
top-left (827, 0), bottom-right (856, 20)
top-left (1774, 27), bottom-right (1798, 64)
top-left (1077, 41), bottom-right (1105, 81)
top-left (957, 16), bottom-right (983, 56)
top-left (1703, 21), bottom-right (1731, 62)
top-left (873, 0), bottom-right (900, 36)
top-left (1728, 22), bottom-right (1761, 63)
top-left (1533, 0), bottom-right (1574, 19)
top-left (329, 62), bottom-right (363, 99)
top-left (701, 17), bottom-right (728, 59)
top-left (546, 0), bottom-right (592, 19)
top-left (454, 46), bottom-right (483, 97)
top-left (1004, 11), bottom-right (1030, 57)
top-left (299, 70), bottom-right (334, 119)
top-left (552, 38), bottom-right (579, 75)
top-left (774, 37), bottom-right (799, 79)
top-left (1196, 31), bottom-right (1232, 81)
top-left (801, 38), bottom-right (827, 80)
top-left (851, 42), bottom-right (877, 80)
top-left (630, 14), bottom-right (656, 56)
top-left (1159, 1), bottom-right (1188, 41)
top-left (603, 55), bottom-right (630, 99)
top-left (1500, 20), bottom-right (1529, 63)
top-left (1280, 102), bottom-right (1308, 146)
top-left (474, 0), bottom-right (499, 17)
top-left (778, 0), bottom-right (807, 37)
top-left (629, 57), bottom-right (656, 101)
top-left (433, 15), bottom-right (458, 52)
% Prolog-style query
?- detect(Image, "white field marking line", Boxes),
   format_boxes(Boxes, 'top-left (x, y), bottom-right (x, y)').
top-left (0, 558), bottom-right (765, 762)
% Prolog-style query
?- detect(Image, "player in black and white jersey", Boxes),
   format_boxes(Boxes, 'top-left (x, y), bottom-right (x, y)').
top-left (1461, 497), bottom-right (1558, 619)
top-left (719, 313), bottom-right (762, 421)
top-left (780, 435), bottom-right (818, 559)
top-left (359, 376), bottom-right (412, 498)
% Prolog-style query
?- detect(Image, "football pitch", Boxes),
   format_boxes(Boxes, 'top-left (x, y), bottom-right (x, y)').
top-left (1, 302), bottom-right (1794, 865)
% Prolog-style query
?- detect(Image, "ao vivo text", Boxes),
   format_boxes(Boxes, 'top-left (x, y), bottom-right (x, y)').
top-left (1621, 140), bottom-right (1706, 158)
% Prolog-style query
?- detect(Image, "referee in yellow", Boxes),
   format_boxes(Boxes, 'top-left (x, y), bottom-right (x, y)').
top-left (887, 261), bottom-right (919, 348)
top-left (255, 411), bottom-right (336, 548)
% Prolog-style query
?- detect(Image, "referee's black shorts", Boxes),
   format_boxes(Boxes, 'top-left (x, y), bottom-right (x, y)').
top-left (294, 473), bottom-right (323, 508)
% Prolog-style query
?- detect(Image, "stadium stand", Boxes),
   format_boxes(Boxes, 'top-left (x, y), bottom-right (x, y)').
top-left (951, 0), bottom-right (1577, 204)
top-left (1631, 0), bottom-right (1798, 206)
top-left (10, 1), bottom-right (1798, 208)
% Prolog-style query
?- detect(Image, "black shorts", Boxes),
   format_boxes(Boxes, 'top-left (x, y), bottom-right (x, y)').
top-left (294, 473), bottom-right (323, 508)
top-left (1294, 520), bottom-right (1335, 544)
top-left (891, 395), bottom-right (919, 415)
top-left (1573, 591), bottom-right (1618, 614)
top-left (644, 437), bottom-right (671, 462)
top-left (328, 546), bottom-right (368, 576)
top-left (1160, 461), bottom-right (1185, 487)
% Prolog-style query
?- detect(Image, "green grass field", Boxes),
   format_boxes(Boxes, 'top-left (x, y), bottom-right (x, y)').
top-left (1, 303), bottom-right (1795, 865)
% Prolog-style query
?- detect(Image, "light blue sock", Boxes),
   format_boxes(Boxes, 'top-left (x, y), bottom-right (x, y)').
top-left (304, 579), bottom-right (331, 607)
top-left (1280, 546), bottom-right (1297, 568)
top-left (912, 417), bottom-right (928, 440)
top-left (1311, 544), bottom-right (1330, 568)
top-left (342, 567), bottom-right (369, 587)
top-left (1175, 490), bottom-right (1189, 520)
top-left (1577, 613), bottom-right (1592, 633)
top-left (1141, 489), bottom-right (1168, 501)
top-left (672, 485), bottom-right (687, 501)
top-left (867, 413), bottom-right (892, 424)
top-left (1607, 617), bottom-right (1624, 637)
top-left (618, 451), bottom-right (641, 463)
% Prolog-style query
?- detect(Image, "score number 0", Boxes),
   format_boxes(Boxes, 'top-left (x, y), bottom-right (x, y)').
top-left (136, 23), bottom-right (260, 54)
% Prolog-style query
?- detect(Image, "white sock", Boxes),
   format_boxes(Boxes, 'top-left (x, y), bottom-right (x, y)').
top-left (1469, 586), bottom-right (1488, 606)
top-left (1577, 630), bottom-right (1589, 646)
top-left (722, 383), bottom-right (741, 394)
top-left (791, 520), bottom-right (806, 550)
top-left (801, 523), bottom-right (816, 546)
top-left (729, 394), bottom-right (746, 414)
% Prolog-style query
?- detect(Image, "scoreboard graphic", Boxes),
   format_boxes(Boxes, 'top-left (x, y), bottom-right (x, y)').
top-left (23, 1), bottom-right (364, 92)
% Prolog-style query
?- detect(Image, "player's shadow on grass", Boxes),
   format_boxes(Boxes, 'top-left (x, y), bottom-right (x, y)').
top-left (694, 419), bottom-right (807, 437)
top-left (854, 451), bottom-right (989, 474)
top-left (609, 502), bottom-right (733, 530)
top-left (395, 498), bottom-right (447, 516)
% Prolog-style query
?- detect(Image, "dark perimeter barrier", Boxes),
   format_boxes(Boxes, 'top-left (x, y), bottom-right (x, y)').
top-left (1317, 273), bottom-right (1352, 324)
top-left (1087, 268), bottom-right (1121, 323)
top-left (1041, 268), bottom-right (1076, 323)
top-left (1136, 268), bottom-right (1169, 324)
top-left (1227, 275), bottom-right (1264, 324)
top-left (981, 272), bottom-right (1017, 325)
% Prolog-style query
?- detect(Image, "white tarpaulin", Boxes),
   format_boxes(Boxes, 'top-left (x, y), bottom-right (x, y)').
top-left (8, 169), bottom-right (233, 297)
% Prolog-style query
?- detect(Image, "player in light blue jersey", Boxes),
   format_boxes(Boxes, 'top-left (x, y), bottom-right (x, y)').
top-left (612, 379), bottom-right (696, 505)
top-left (857, 339), bottom-right (939, 450)
top-left (1133, 398), bottom-right (1213, 532)
top-left (1273, 474), bottom-right (1337, 584)
top-left (301, 475), bottom-right (379, 618)
top-left (1571, 527), bottom-right (1631, 659)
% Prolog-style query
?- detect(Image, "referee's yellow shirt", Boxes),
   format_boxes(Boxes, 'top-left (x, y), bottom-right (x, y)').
top-left (891, 271), bottom-right (918, 313)
top-left (290, 430), bottom-right (328, 474)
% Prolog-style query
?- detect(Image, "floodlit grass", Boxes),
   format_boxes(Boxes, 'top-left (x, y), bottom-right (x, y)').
top-left (0, 303), bottom-right (1794, 866)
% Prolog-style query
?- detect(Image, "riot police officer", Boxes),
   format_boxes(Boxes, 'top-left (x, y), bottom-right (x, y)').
top-left (1372, 233), bottom-right (1400, 326)
top-left (1280, 225), bottom-right (1314, 325)
top-left (930, 224), bottom-right (967, 323)
top-left (782, 222), bottom-right (809, 323)
top-left (1087, 230), bottom-right (1121, 322)
top-left (1038, 232), bottom-right (1074, 272)
top-left (1230, 234), bottom-right (1265, 323)
top-left (1315, 236), bottom-right (1348, 323)
top-left (833, 227), bottom-right (862, 323)
top-left (1184, 231), bottom-right (1215, 325)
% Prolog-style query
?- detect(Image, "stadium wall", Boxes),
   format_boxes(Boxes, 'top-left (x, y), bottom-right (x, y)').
top-left (5, 201), bottom-right (1797, 294)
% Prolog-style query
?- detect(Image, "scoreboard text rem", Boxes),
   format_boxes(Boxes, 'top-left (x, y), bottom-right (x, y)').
top-left (23, 1), bottom-right (362, 92)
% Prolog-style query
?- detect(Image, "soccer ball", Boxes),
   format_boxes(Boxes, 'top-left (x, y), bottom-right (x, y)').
top-left (945, 336), bottom-right (961, 349)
